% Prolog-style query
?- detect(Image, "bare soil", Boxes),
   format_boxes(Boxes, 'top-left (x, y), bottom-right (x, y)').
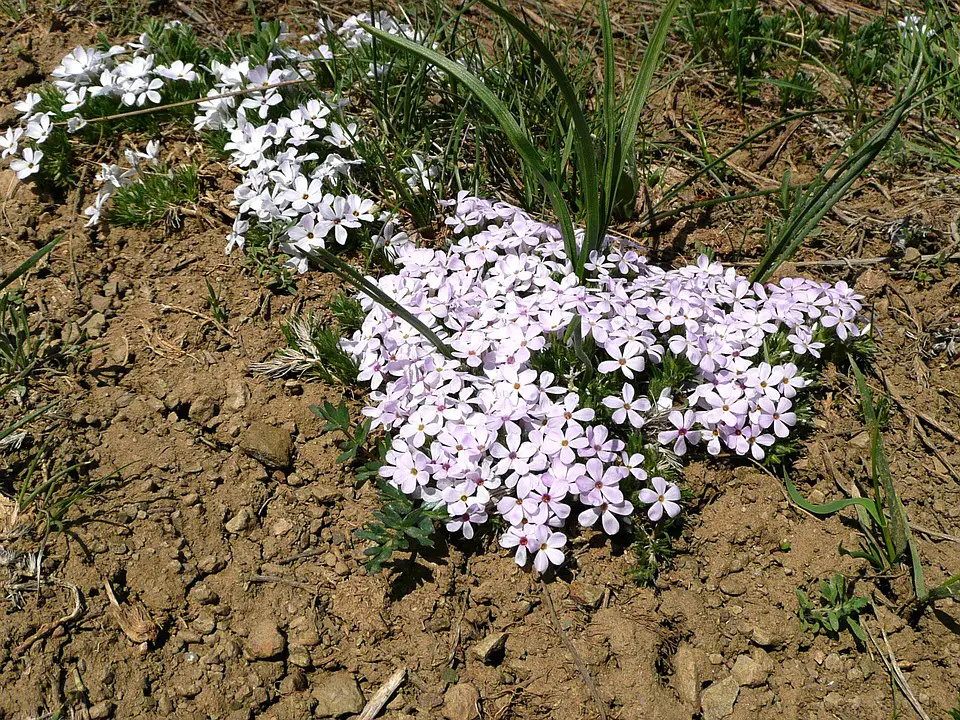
top-left (2, 3), bottom-right (960, 720)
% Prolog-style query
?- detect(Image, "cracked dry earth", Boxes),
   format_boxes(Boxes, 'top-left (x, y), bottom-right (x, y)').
top-left (3, 9), bottom-right (960, 720)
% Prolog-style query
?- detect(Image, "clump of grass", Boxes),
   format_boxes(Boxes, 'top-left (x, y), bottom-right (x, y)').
top-left (250, 311), bottom-right (358, 385)
top-left (796, 573), bottom-right (870, 643)
top-left (329, 293), bottom-right (364, 334)
top-left (105, 165), bottom-right (199, 228)
top-left (204, 278), bottom-right (229, 326)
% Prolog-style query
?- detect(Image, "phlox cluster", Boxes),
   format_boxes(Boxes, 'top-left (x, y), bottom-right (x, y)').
top-left (3, 24), bottom-right (197, 185)
top-left (3, 13), bottom-right (429, 269)
top-left (344, 194), bottom-right (866, 572)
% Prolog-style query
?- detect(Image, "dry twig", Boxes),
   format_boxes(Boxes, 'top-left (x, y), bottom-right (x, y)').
top-left (539, 580), bottom-right (608, 720)
top-left (358, 667), bottom-right (407, 720)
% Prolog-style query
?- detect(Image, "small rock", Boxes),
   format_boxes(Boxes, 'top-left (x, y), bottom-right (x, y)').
top-left (313, 672), bottom-right (365, 717)
top-left (83, 312), bottom-right (107, 338)
top-left (333, 561), bottom-right (350, 577)
top-left (849, 431), bottom-right (872, 450)
top-left (241, 422), bottom-right (293, 469)
top-left (272, 518), bottom-right (294, 536)
top-left (288, 645), bottom-right (312, 669)
top-left (700, 677), bottom-right (740, 720)
top-left (224, 376), bottom-right (248, 413)
top-left (91, 295), bottom-right (111, 313)
top-left (198, 555), bottom-right (225, 575)
top-left (157, 697), bottom-right (174, 715)
top-left (88, 701), bottom-right (113, 719)
top-left (442, 683), bottom-right (480, 720)
top-left (719, 574), bottom-right (747, 597)
top-left (672, 644), bottom-right (702, 708)
top-left (246, 620), bottom-right (286, 660)
top-left (182, 493), bottom-right (200, 507)
top-left (471, 632), bottom-right (508, 665)
top-left (280, 670), bottom-right (307, 695)
top-left (225, 508), bottom-right (253, 534)
top-left (193, 612), bottom-right (217, 636)
top-left (855, 268), bottom-right (888, 296)
top-left (569, 582), bottom-right (604, 609)
top-left (189, 395), bottom-right (218, 426)
top-left (750, 616), bottom-right (788, 649)
top-left (903, 247), bottom-right (922, 264)
top-left (731, 651), bottom-right (772, 687)
top-left (824, 653), bottom-right (843, 672)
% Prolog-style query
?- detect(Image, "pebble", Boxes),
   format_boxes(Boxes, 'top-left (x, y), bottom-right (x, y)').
top-left (88, 701), bottom-right (113, 719)
top-left (569, 582), bottom-right (605, 609)
top-left (198, 555), bottom-right (225, 575)
top-left (731, 651), bottom-right (772, 687)
top-left (313, 672), bottom-right (365, 717)
top-left (700, 677), bottom-right (740, 720)
top-left (246, 620), bottom-right (286, 660)
top-left (442, 683), bottom-right (480, 720)
top-left (824, 653), bottom-right (842, 672)
top-left (83, 312), bottom-right (107, 338)
top-left (240, 422), bottom-right (293, 469)
top-left (193, 612), bottom-right (217, 636)
top-left (471, 632), bottom-right (508, 665)
top-left (189, 395), bottom-right (218, 426)
top-left (225, 508), bottom-right (253, 534)
top-left (719, 574), bottom-right (747, 596)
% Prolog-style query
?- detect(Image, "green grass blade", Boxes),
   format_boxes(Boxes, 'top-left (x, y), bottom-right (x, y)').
top-left (1, 236), bottom-right (63, 293)
top-left (783, 471), bottom-right (882, 526)
top-left (306, 247), bottom-right (457, 361)
top-left (478, 0), bottom-right (600, 276)
top-left (619, 0), bottom-right (681, 183)
top-left (599, 0), bottom-right (620, 229)
top-left (359, 21), bottom-right (578, 268)
top-left (850, 358), bottom-right (908, 560)
top-left (751, 62), bottom-right (924, 282)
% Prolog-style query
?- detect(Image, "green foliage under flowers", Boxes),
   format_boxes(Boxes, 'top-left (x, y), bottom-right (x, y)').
top-left (796, 573), bottom-right (870, 643)
top-left (355, 479), bottom-right (448, 574)
top-left (106, 165), bottom-right (199, 228)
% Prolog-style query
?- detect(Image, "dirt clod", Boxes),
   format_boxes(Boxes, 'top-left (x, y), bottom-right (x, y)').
top-left (442, 682), bottom-right (481, 720)
top-left (241, 422), bottom-right (294, 469)
top-left (312, 672), bottom-right (365, 717)
top-left (246, 620), bottom-right (286, 660)
top-left (471, 631), bottom-right (508, 665)
top-left (731, 651), bottom-right (773, 687)
top-left (700, 676), bottom-right (740, 720)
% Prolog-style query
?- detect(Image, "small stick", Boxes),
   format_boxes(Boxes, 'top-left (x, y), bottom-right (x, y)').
top-left (914, 423), bottom-right (960, 487)
top-left (862, 616), bottom-right (932, 720)
top-left (249, 574), bottom-right (326, 592)
top-left (274, 549), bottom-right (325, 565)
top-left (909, 523), bottom-right (960, 544)
top-left (158, 302), bottom-right (236, 338)
top-left (539, 580), bottom-right (607, 720)
top-left (358, 667), bottom-right (407, 720)
top-left (15, 582), bottom-right (82, 654)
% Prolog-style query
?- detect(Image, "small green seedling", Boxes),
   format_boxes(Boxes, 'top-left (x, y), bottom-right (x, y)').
top-left (796, 573), bottom-right (870, 643)
top-left (355, 479), bottom-right (447, 574)
top-left (310, 399), bottom-right (371, 466)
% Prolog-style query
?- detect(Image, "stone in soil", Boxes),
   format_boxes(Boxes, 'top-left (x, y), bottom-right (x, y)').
top-left (700, 676), bottom-right (740, 720)
top-left (246, 620), bottom-right (286, 660)
top-left (471, 631), bottom-right (508, 665)
top-left (442, 683), bottom-right (480, 720)
top-left (312, 672), bottom-right (365, 717)
top-left (731, 650), bottom-right (773, 687)
top-left (240, 421), bottom-right (293, 469)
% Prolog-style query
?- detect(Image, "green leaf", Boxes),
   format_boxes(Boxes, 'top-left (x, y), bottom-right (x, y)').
top-left (1, 236), bottom-right (63, 293)
top-left (751, 60), bottom-right (924, 282)
top-left (619, 0), bottom-right (681, 186)
top-left (480, 0), bottom-right (600, 275)
top-left (783, 471), bottom-right (882, 525)
top-left (359, 20), bottom-right (578, 271)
